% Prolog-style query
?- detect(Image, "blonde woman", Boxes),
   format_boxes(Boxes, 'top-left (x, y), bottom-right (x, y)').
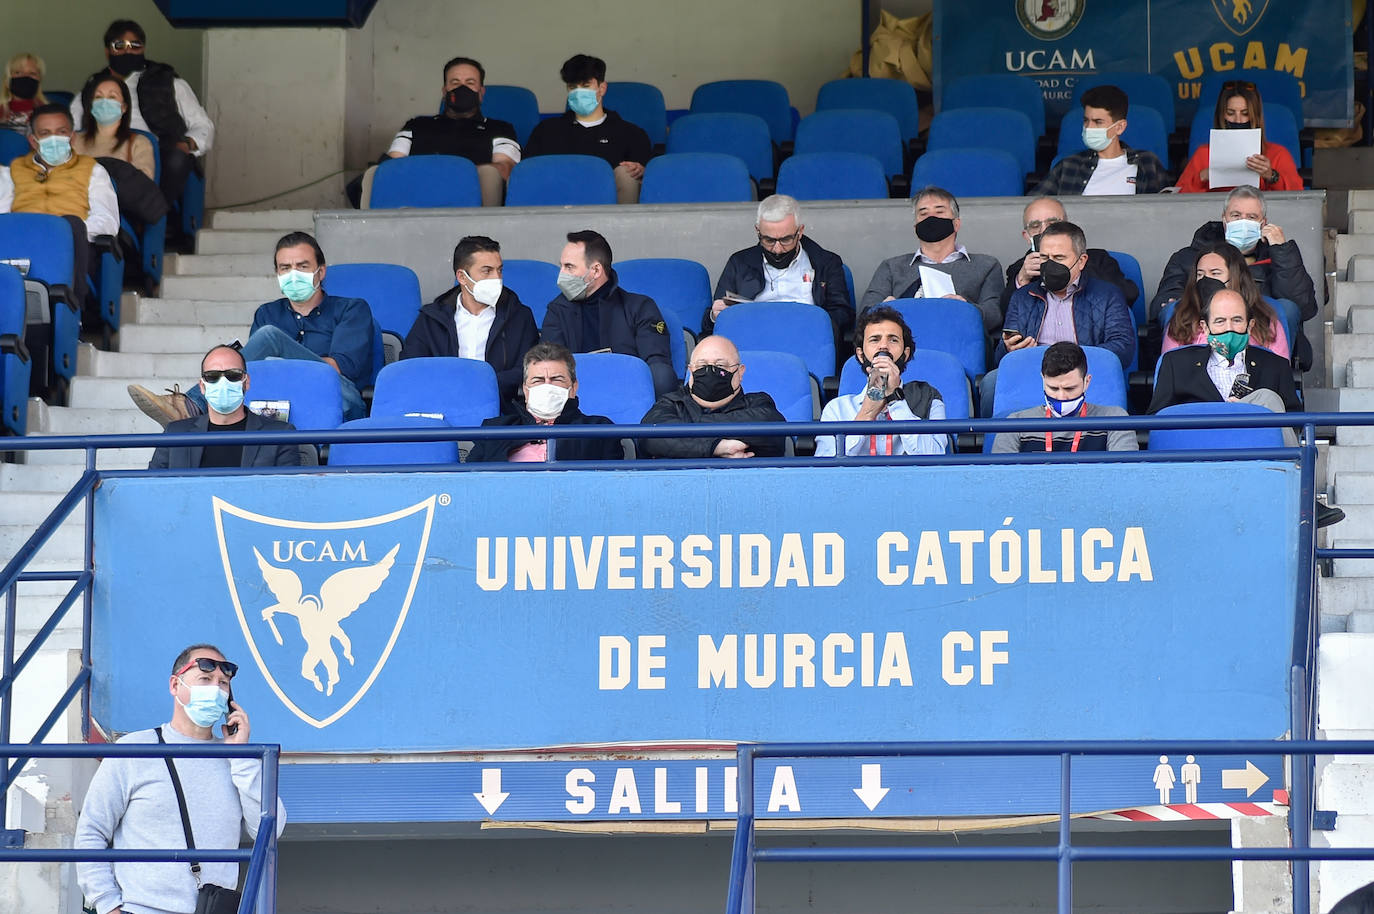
top-left (1, 53), bottom-right (48, 132)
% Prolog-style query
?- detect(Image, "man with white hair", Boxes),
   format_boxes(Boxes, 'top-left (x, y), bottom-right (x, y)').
top-left (703, 194), bottom-right (852, 347)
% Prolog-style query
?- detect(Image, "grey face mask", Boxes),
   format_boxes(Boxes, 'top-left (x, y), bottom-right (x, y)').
top-left (557, 269), bottom-right (591, 302)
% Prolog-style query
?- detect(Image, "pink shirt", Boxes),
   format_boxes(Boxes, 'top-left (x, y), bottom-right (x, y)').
top-left (1162, 319), bottom-right (1290, 360)
top-left (508, 441), bottom-right (548, 462)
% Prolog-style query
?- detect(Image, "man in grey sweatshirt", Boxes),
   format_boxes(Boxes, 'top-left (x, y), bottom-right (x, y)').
top-left (75, 644), bottom-right (286, 914)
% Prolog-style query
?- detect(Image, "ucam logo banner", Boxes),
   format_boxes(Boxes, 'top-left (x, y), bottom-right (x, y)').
top-left (935, 0), bottom-right (1353, 127)
top-left (92, 463), bottom-right (1300, 754)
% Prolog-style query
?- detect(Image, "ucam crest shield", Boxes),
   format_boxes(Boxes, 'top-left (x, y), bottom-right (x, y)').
top-left (1211, 0), bottom-right (1269, 37)
top-left (212, 495), bottom-right (436, 728)
top-left (1016, 0), bottom-right (1085, 40)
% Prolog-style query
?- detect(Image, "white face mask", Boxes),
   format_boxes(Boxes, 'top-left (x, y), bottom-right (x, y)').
top-left (526, 382), bottom-right (570, 420)
top-left (462, 271), bottom-right (502, 307)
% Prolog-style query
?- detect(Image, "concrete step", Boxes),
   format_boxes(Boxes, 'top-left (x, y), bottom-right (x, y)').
top-left (210, 209), bottom-right (313, 231)
top-left (1338, 235), bottom-right (1374, 271)
top-left (1335, 474), bottom-right (1374, 505)
top-left (36, 406), bottom-right (163, 437)
top-left (0, 492), bottom-right (79, 527)
top-left (1330, 540), bottom-right (1374, 579)
top-left (1351, 211), bottom-right (1374, 235)
top-left (1345, 357), bottom-right (1374, 389)
top-left (0, 524), bottom-right (85, 565)
top-left (68, 376), bottom-right (190, 411)
top-left (1331, 392), bottom-right (1374, 445)
top-left (160, 275), bottom-right (279, 301)
top-left (194, 229), bottom-right (283, 255)
top-left (0, 463), bottom-right (89, 493)
top-left (1319, 578), bottom-right (1374, 616)
top-left (167, 252), bottom-right (271, 276)
top-left (118, 324), bottom-right (245, 354)
top-left (1335, 285), bottom-right (1374, 326)
top-left (85, 348), bottom-right (204, 380)
top-left (1317, 633), bottom-right (1374, 731)
top-left (1318, 855), bottom-right (1374, 914)
top-left (1349, 303), bottom-right (1374, 332)
top-left (137, 299), bottom-right (259, 326)
top-left (1325, 504), bottom-right (1374, 540)
top-left (1351, 190), bottom-right (1374, 211)
top-left (21, 446), bottom-right (152, 468)
top-left (1351, 256), bottom-right (1374, 282)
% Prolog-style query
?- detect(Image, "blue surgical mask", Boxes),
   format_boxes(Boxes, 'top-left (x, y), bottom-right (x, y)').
top-left (177, 679), bottom-right (229, 728)
top-left (37, 135), bottom-right (71, 166)
top-left (278, 268), bottom-right (318, 303)
top-left (1224, 219), bottom-right (1263, 253)
top-left (91, 97), bottom-right (124, 127)
top-left (567, 87), bottom-right (599, 117)
top-left (204, 377), bottom-right (245, 414)
top-left (1081, 126), bottom-right (1112, 152)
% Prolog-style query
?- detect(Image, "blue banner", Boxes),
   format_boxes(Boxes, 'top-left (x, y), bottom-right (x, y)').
top-left (935, 0), bottom-right (1354, 127)
top-left (92, 463), bottom-right (1299, 754)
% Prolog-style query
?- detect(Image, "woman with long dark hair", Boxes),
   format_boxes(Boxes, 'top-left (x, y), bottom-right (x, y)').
top-left (72, 71), bottom-right (154, 180)
top-left (1175, 80), bottom-right (1301, 193)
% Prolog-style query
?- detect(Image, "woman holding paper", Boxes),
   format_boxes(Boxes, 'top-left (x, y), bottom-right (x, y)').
top-left (1174, 82), bottom-right (1302, 193)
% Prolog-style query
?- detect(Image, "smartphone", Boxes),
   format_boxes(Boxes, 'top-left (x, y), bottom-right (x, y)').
top-left (1230, 375), bottom-right (1254, 399)
top-left (1002, 329), bottom-right (1023, 341)
top-left (224, 683), bottom-right (238, 736)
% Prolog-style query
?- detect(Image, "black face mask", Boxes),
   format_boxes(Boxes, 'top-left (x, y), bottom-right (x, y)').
top-left (914, 215), bottom-right (956, 244)
top-left (690, 364), bottom-right (736, 402)
top-left (857, 348), bottom-right (909, 374)
top-left (1040, 260), bottom-right (1073, 293)
top-left (1224, 119), bottom-right (1252, 129)
top-left (761, 243), bottom-right (799, 269)
top-left (108, 53), bottom-right (146, 77)
top-left (1194, 276), bottom-right (1229, 304)
top-left (7, 76), bottom-right (38, 100)
top-left (445, 86), bottom-right (480, 115)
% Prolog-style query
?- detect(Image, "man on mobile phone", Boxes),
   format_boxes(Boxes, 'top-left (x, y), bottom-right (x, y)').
top-left (75, 644), bottom-right (286, 914)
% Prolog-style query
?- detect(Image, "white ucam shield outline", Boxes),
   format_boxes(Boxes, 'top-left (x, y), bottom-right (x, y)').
top-left (213, 495), bottom-right (436, 728)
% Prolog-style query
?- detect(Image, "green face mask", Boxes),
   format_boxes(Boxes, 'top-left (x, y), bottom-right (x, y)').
top-left (1208, 330), bottom-right (1249, 361)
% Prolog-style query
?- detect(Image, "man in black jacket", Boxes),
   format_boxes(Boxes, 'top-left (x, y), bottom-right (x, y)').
top-left (1151, 186), bottom-right (1317, 368)
top-left (704, 194), bottom-right (852, 352)
top-left (638, 335), bottom-right (786, 459)
top-left (401, 235), bottom-right (539, 403)
top-left (1000, 196), bottom-right (1138, 319)
top-left (541, 229), bottom-right (676, 396)
top-left (468, 343), bottom-right (621, 463)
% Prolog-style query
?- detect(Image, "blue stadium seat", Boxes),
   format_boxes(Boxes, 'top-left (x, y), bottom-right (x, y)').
top-left (815, 78), bottom-right (920, 146)
top-left (776, 152), bottom-right (889, 201)
top-left (604, 81), bottom-right (668, 148)
top-left (739, 349), bottom-right (814, 422)
top-left (1105, 250), bottom-right (1147, 328)
top-left (690, 80), bottom-right (794, 145)
top-left (713, 301), bottom-right (835, 383)
top-left (1070, 73), bottom-right (1176, 129)
top-left (839, 349), bottom-right (971, 420)
top-left (499, 259), bottom-right (559, 328)
top-left (506, 155), bottom-right (617, 206)
top-left (909, 148), bottom-right (1023, 198)
top-left (842, 264), bottom-right (855, 309)
top-left (371, 357), bottom-right (500, 427)
top-left (125, 130), bottom-right (167, 287)
top-left (244, 359), bottom-right (344, 430)
top-left (942, 74), bottom-right (1046, 139)
top-left (328, 415), bottom-right (460, 466)
top-left (640, 153), bottom-right (754, 204)
top-left (0, 131), bottom-right (28, 166)
top-left (1053, 105), bottom-right (1170, 169)
top-left (1148, 402), bottom-right (1285, 450)
top-left (1267, 297), bottom-right (1301, 352)
top-left (657, 300), bottom-right (688, 378)
top-left (480, 85), bottom-right (541, 146)
top-left (882, 298), bottom-right (987, 381)
top-left (926, 107), bottom-right (1036, 176)
top-left (616, 258), bottom-right (712, 333)
top-left (794, 110), bottom-right (904, 179)
top-left (666, 113), bottom-right (774, 183)
top-left (1198, 70), bottom-right (1304, 130)
top-left (0, 264), bottom-right (30, 434)
top-left (0, 213), bottom-right (80, 383)
top-left (1187, 103), bottom-right (1301, 167)
top-left (325, 263), bottom-right (422, 366)
top-left (91, 234), bottom-right (124, 335)
top-left (573, 352), bottom-right (657, 425)
top-left (178, 168), bottom-right (206, 237)
top-left (370, 155), bottom-right (482, 208)
top-left (991, 345), bottom-right (1127, 418)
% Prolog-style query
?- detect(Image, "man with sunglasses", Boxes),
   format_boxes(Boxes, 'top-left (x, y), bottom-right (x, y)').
top-left (703, 195), bottom-right (852, 351)
top-left (146, 345), bottom-right (300, 469)
top-left (75, 644), bottom-right (286, 914)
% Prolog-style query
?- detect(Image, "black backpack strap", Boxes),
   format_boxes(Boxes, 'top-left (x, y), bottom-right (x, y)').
top-left (155, 726), bottom-right (202, 884)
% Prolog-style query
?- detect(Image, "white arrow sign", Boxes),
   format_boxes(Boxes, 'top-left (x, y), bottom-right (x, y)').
top-left (1221, 761), bottom-right (1269, 797)
top-left (853, 763), bottom-right (890, 811)
top-left (473, 768), bottom-right (510, 815)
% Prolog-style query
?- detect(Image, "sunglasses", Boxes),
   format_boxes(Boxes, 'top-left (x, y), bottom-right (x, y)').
top-left (108, 40), bottom-right (145, 52)
top-left (176, 657), bottom-right (238, 678)
top-left (201, 369), bottom-right (246, 383)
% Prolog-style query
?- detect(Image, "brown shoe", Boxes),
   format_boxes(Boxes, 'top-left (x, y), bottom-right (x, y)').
top-left (127, 383), bottom-right (191, 428)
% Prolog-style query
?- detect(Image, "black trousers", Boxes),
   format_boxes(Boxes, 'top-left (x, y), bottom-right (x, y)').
top-left (159, 142), bottom-right (194, 207)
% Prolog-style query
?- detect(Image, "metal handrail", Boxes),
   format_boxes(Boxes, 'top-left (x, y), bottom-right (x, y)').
top-left (0, 742), bottom-right (279, 914)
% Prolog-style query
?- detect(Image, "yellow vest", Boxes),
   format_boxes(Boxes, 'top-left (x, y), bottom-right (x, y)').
top-left (9, 153), bottom-right (94, 220)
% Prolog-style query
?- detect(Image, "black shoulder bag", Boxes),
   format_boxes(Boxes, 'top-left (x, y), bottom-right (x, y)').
top-left (154, 727), bottom-right (243, 914)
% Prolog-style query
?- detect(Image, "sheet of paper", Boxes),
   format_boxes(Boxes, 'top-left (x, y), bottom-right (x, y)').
top-left (918, 265), bottom-right (956, 298)
top-left (1208, 128), bottom-right (1261, 188)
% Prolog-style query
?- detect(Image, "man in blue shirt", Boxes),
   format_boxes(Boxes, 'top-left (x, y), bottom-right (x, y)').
top-left (129, 231), bottom-right (374, 424)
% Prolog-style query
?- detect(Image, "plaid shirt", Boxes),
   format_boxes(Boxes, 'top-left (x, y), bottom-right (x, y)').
top-left (1031, 143), bottom-right (1171, 195)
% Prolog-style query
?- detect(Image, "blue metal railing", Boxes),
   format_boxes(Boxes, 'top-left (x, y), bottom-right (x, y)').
top-left (0, 741), bottom-right (279, 914)
top-left (725, 740), bottom-right (1374, 914)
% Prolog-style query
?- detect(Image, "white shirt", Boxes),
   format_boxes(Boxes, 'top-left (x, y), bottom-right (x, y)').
top-left (455, 299), bottom-right (496, 360)
top-left (386, 126), bottom-right (521, 163)
top-left (1205, 346), bottom-right (1249, 399)
top-left (814, 392), bottom-right (947, 457)
top-left (910, 244), bottom-right (971, 266)
top-left (0, 156), bottom-right (120, 240)
top-left (754, 247), bottom-right (814, 304)
top-left (1082, 153), bottom-right (1138, 195)
top-left (70, 70), bottom-right (214, 155)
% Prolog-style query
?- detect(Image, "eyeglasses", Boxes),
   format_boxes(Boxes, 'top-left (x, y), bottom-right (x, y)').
top-left (1024, 217), bottom-right (1061, 233)
top-left (176, 657), bottom-right (238, 678)
top-left (690, 361), bottom-right (739, 372)
top-left (757, 231), bottom-right (800, 249)
top-left (108, 40), bottom-right (145, 52)
top-left (201, 369), bottom-right (246, 383)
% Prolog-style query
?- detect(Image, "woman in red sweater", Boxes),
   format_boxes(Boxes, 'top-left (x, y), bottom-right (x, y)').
top-left (1175, 81), bottom-right (1302, 193)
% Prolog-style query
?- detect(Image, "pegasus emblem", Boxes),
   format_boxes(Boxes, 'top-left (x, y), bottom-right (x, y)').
top-left (1231, 0), bottom-right (1252, 22)
top-left (253, 544), bottom-right (399, 695)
